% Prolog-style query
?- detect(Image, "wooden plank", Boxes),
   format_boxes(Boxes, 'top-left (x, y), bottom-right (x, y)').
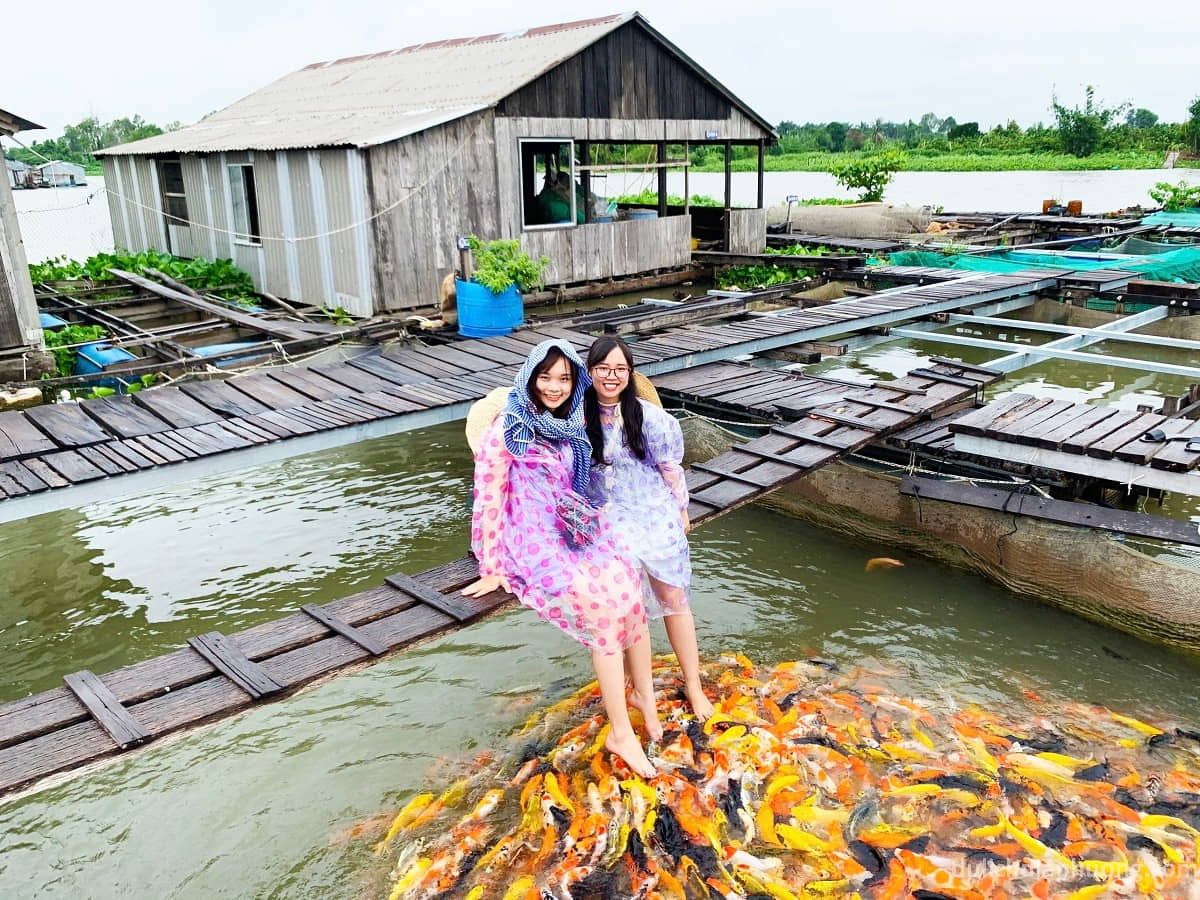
top-left (1030, 405), bottom-right (1121, 451)
top-left (899, 476), bottom-right (1200, 546)
top-left (1086, 412), bottom-right (1167, 459)
top-left (126, 434), bottom-right (184, 464)
top-left (226, 373), bottom-right (311, 411)
top-left (300, 604), bottom-right (388, 656)
top-left (0, 460), bottom-right (49, 493)
top-left (0, 411), bottom-right (57, 460)
top-left (79, 396), bottom-right (173, 438)
top-left (62, 670), bottom-right (151, 749)
top-left (75, 445), bottom-right (125, 476)
top-left (131, 386), bottom-right (225, 428)
top-left (101, 440), bottom-right (155, 470)
top-left (385, 572), bottom-right (475, 622)
top-left (262, 367), bottom-right (344, 401)
top-left (108, 268), bottom-right (316, 342)
top-left (24, 403), bottom-right (113, 448)
top-left (178, 380), bottom-right (271, 418)
top-left (22, 457), bottom-right (71, 488)
top-left (1113, 418), bottom-right (1195, 465)
top-left (990, 400), bottom-right (1081, 446)
top-left (187, 632), bottom-right (284, 699)
top-left (308, 362), bottom-right (397, 394)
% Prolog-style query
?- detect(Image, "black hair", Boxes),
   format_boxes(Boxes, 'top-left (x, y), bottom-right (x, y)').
top-left (584, 336), bottom-right (646, 464)
top-left (527, 346), bottom-right (574, 418)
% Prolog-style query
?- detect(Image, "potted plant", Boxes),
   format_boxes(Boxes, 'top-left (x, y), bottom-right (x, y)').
top-left (456, 237), bottom-right (549, 337)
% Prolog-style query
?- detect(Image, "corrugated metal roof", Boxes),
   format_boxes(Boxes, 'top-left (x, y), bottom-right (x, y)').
top-left (100, 14), bottom-right (635, 155)
top-left (0, 107), bottom-right (43, 136)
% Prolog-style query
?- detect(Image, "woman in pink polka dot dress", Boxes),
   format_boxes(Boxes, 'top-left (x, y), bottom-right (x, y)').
top-left (462, 339), bottom-right (660, 777)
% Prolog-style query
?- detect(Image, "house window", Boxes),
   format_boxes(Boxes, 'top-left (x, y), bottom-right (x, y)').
top-left (158, 159), bottom-right (189, 227)
top-left (519, 139), bottom-right (577, 229)
top-left (228, 163), bottom-right (261, 245)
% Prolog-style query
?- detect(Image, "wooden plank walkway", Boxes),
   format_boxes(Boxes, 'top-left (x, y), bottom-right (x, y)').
top-left (0, 270), bottom-right (1057, 522)
top-left (767, 232), bottom-right (906, 253)
top-left (0, 357), bottom-right (997, 797)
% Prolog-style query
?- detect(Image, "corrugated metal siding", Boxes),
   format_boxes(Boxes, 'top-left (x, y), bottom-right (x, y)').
top-left (134, 157), bottom-right (167, 250)
top-left (285, 150), bottom-right (324, 303)
top-left (319, 149), bottom-right (369, 315)
top-left (180, 156), bottom-right (217, 259)
top-left (254, 154), bottom-right (290, 298)
top-left (101, 157), bottom-right (130, 251)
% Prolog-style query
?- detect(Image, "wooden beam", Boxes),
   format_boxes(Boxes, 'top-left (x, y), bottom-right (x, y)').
top-left (757, 140), bottom-right (765, 209)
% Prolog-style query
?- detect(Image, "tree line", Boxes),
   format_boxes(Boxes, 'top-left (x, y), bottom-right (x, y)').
top-left (700, 89), bottom-right (1200, 163)
top-left (3, 115), bottom-right (179, 170)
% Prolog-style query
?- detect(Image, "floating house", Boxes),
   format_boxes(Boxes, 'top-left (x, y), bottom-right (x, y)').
top-left (0, 108), bottom-right (52, 380)
top-left (34, 160), bottom-right (87, 187)
top-left (97, 13), bottom-right (776, 315)
top-left (5, 158), bottom-right (31, 189)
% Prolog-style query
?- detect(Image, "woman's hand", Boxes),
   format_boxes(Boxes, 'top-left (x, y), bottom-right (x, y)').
top-left (461, 574), bottom-right (512, 598)
top-left (680, 509), bottom-right (691, 536)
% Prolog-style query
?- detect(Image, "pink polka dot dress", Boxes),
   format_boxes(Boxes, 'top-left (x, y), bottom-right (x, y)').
top-left (471, 418), bottom-right (649, 654)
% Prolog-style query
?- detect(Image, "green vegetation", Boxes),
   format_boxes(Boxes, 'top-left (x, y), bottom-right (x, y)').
top-left (42, 324), bottom-right (107, 377)
top-left (467, 236), bottom-right (549, 293)
top-left (714, 264), bottom-right (813, 290)
top-left (30, 250), bottom-right (259, 307)
top-left (1149, 180), bottom-right (1200, 211)
top-left (4, 114), bottom-right (179, 174)
top-left (767, 244), bottom-right (841, 256)
top-left (613, 189), bottom-right (722, 207)
top-left (830, 149), bottom-right (905, 202)
top-left (690, 90), bottom-right (1200, 173)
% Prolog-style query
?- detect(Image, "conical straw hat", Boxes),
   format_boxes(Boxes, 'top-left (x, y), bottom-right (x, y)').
top-left (464, 372), bottom-right (661, 453)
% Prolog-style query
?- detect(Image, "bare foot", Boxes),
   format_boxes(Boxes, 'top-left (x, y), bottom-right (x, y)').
top-left (684, 680), bottom-right (716, 722)
top-left (629, 688), bottom-right (664, 742)
top-left (606, 730), bottom-right (657, 779)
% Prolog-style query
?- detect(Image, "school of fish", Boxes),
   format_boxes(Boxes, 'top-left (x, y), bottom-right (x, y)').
top-left (379, 655), bottom-right (1200, 899)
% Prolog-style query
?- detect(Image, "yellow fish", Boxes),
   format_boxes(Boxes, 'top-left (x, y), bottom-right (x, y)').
top-left (774, 822), bottom-right (832, 854)
top-left (1111, 711), bottom-right (1163, 736)
top-left (376, 793), bottom-right (434, 851)
top-left (501, 875), bottom-right (535, 900)
top-left (543, 772), bottom-right (576, 816)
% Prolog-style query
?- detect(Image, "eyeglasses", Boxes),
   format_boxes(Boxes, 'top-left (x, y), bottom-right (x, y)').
top-left (591, 365), bottom-right (630, 378)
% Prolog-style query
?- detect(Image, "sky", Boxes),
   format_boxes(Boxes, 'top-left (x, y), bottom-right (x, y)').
top-left (5, 0), bottom-right (1200, 140)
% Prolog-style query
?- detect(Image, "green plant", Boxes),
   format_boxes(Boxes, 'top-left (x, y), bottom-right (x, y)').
top-left (612, 189), bottom-right (722, 207)
top-left (29, 250), bottom-right (259, 307)
top-left (714, 264), bottom-right (812, 289)
top-left (320, 306), bottom-right (354, 325)
top-left (829, 150), bottom-right (905, 202)
top-left (42, 324), bottom-right (108, 376)
top-left (1149, 180), bottom-right (1200, 211)
top-left (85, 386), bottom-right (116, 399)
top-left (467, 236), bottom-right (549, 293)
top-left (1052, 86), bottom-right (1128, 157)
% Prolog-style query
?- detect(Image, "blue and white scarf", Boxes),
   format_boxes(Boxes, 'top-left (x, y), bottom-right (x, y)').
top-left (503, 339), bottom-right (594, 499)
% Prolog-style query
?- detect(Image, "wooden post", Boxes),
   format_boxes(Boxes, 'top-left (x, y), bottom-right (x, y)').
top-left (581, 142), bottom-right (592, 224)
top-left (657, 141), bottom-right (668, 218)
top-left (683, 141), bottom-right (690, 216)
top-left (757, 140), bottom-right (765, 209)
top-left (0, 168), bottom-right (39, 352)
top-left (723, 141), bottom-right (733, 251)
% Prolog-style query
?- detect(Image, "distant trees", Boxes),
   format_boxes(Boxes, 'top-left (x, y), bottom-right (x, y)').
top-left (1126, 108), bottom-right (1159, 129)
top-left (4, 114), bottom-right (178, 170)
top-left (1052, 86), bottom-right (1128, 157)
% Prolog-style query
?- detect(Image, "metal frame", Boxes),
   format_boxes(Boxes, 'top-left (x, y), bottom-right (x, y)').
top-left (946, 313), bottom-right (1200, 353)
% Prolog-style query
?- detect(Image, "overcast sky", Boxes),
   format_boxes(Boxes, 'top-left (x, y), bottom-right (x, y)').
top-left (6, 0), bottom-right (1200, 139)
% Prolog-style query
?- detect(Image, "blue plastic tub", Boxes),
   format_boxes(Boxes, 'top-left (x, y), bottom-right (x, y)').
top-left (457, 279), bottom-right (524, 338)
top-left (192, 341), bottom-right (270, 367)
top-left (627, 209), bottom-right (658, 220)
top-left (39, 312), bottom-right (68, 329)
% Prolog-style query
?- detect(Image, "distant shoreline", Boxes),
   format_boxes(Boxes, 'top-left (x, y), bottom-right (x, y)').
top-left (694, 150), bottom-right (1199, 174)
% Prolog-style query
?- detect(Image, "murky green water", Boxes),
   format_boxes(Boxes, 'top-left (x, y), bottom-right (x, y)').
top-left (3, 417), bottom-right (1200, 898)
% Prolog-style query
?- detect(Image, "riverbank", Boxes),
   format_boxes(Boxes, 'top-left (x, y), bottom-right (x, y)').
top-left (694, 149), bottom-right (1199, 174)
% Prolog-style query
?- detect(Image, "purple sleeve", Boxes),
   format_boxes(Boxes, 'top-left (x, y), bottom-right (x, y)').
top-left (642, 402), bottom-right (688, 512)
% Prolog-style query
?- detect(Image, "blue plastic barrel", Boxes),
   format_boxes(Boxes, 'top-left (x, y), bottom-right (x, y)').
top-left (74, 342), bottom-right (137, 375)
top-left (627, 209), bottom-right (658, 220)
top-left (457, 280), bottom-right (524, 338)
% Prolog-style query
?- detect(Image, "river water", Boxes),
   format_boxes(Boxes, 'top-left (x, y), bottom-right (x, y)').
top-left (5, 169), bottom-right (1200, 896)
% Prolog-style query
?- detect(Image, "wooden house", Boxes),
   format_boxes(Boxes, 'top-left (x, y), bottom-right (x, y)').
top-left (97, 12), bottom-right (776, 316)
top-left (34, 160), bottom-right (87, 187)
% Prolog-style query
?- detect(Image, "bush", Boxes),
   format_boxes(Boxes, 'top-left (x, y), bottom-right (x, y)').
top-left (467, 237), bottom-right (549, 293)
top-left (1149, 180), bottom-right (1200, 211)
top-left (829, 150), bottom-right (905, 202)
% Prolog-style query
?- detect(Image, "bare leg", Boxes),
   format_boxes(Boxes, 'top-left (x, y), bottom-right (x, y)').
top-left (625, 634), bottom-right (663, 742)
top-left (592, 648), bottom-right (656, 778)
top-left (651, 575), bottom-right (715, 721)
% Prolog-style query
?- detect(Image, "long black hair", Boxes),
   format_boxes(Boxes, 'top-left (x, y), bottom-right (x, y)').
top-left (584, 336), bottom-right (646, 464)
top-left (527, 345), bottom-right (574, 418)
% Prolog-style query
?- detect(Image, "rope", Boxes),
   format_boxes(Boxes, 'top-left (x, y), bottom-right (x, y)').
top-left (21, 115), bottom-right (488, 245)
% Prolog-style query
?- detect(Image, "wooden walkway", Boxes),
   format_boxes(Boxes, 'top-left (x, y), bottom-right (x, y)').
top-left (0, 271), bottom-right (1057, 522)
top-left (0, 356), bottom-right (997, 797)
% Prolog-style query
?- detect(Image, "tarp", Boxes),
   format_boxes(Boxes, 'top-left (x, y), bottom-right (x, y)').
top-left (886, 246), bottom-right (1200, 284)
top-left (1142, 208), bottom-right (1200, 227)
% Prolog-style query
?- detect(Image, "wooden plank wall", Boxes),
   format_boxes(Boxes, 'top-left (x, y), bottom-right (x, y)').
top-left (368, 110), bottom-right (500, 312)
top-left (728, 208), bottom-right (767, 254)
top-left (0, 174), bottom-right (35, 350)
top-left (520, 216), bottom-right (692, 284)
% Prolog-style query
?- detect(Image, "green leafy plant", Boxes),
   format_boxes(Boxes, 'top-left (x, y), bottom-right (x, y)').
top-left (30, 250), bottom-right (259, 307)
top-left (612, 189), bottom-right (722, 207)
top-left (1052, 86), bottom-right (1128, 157)
top-left (42, 324), bottom-right (108, 377)
top-left (467, 236), bottom-right (549, 293)
top-left (829, 150), bottom-right (905, 202)
top-left (714, 265), bottom-right (813, 289)
top-left (1149, 180), bottom-right (1200, 211)
top-left (85, 386), bottom-right (116, 399)
top-left (320, 306), bottom-right (354, 325)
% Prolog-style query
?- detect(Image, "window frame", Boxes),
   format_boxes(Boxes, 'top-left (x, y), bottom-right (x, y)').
top-left (227, 162), bottom-right (262, 246)
top-left (156, 158), bottom-right (190, 228)
top-left (518, 137), bottom-right (577, 232)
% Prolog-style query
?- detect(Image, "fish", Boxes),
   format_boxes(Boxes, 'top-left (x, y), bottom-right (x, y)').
top-left (864, 557), bottom-right (904, 572)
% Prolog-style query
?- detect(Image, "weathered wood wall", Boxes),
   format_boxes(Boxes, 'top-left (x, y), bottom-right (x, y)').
top-left (0, 173), bottom-right (38, 350)
top-left (728, 208), bottom-right (767, 254)
top-left (368, 110), bottom-right (500, 312)
top-left (497, 21), bottom-right (737, 123)
top-left (520, 215), bottom-right (693, 285)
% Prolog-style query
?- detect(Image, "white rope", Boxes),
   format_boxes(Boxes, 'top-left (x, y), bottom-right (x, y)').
top-left (77, 116), bottom-right (489, 245)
